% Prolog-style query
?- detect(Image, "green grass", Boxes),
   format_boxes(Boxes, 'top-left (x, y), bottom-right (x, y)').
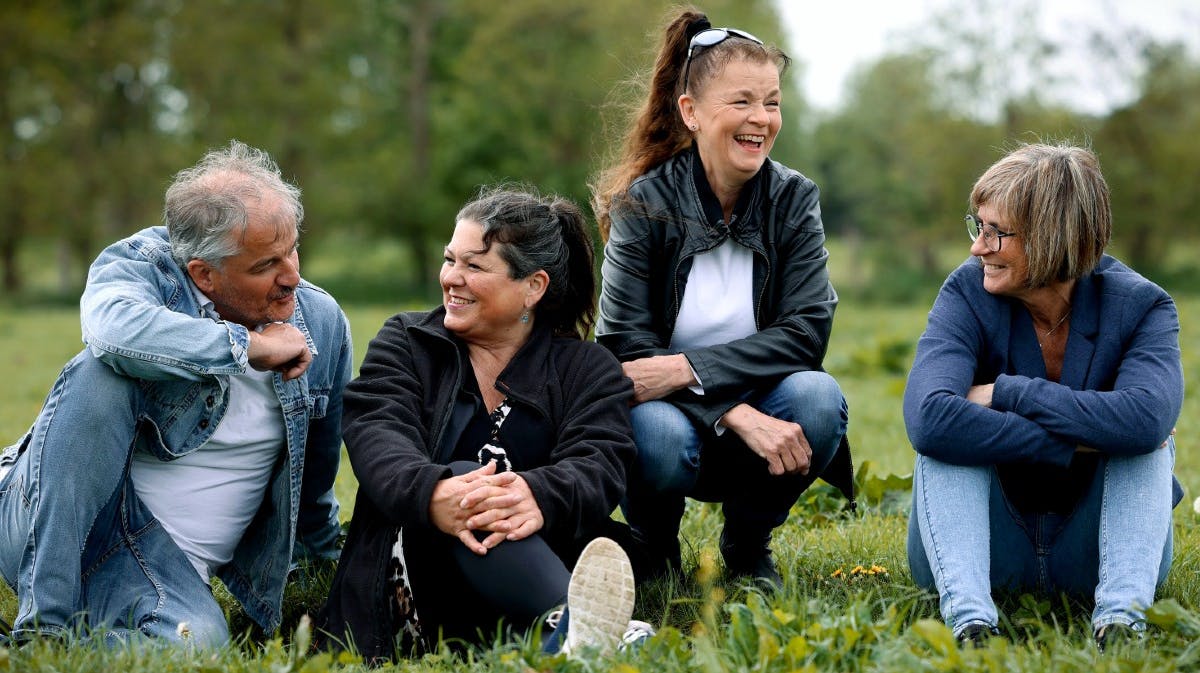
top-left (1, 298), bottom-right (1200, 671)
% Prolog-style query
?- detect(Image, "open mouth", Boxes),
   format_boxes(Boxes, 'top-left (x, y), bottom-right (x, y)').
top-left (735, 134), bottom-right (765, 150)
top-left (447, 295), bottom-right (474, 307)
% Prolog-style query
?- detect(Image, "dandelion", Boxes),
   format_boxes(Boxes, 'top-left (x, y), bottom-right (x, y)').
top-left (1193, 496), bottom-right (1200, 515)
top-left (176, 621), bottom-right (192, 639)
top-left (829, 564), bottom-right (890, 581)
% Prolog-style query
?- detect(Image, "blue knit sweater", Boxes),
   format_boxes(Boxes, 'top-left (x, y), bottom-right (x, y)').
top-left (904, 256), bottom-right (1182, 479)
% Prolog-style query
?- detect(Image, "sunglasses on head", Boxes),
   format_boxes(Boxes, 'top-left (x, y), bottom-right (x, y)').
top-left (681, 27), bottom-right (763, 93)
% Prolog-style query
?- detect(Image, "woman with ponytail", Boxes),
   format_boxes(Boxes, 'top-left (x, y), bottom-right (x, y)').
top-left (321, 186), bottom-right (650, 661)
top-left (593, 8), bottom-right (852, 587)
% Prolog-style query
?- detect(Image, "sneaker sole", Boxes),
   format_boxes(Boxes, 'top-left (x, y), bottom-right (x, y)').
top-left (566, 537), bottom-right (635, 655)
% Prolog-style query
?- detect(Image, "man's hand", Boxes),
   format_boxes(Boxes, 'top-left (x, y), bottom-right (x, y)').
top-left (622, 354), bottom-right (697, 403)
top-left (720, 404), bottom-right (812, 476)
top-left (248, 322), bottom-right (313, 381)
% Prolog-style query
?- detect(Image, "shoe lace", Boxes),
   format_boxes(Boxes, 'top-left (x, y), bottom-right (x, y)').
top-left (619, 619), bottom-right (655, 650)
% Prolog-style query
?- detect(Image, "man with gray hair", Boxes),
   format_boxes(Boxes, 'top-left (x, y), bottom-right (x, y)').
top-left (0, 140), bottom-right (351, 647)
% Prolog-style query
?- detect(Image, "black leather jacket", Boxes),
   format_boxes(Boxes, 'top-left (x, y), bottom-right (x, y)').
top-left (597, 147), bottom-right (838, 428)
top-left (596, 148), bottom-right (855, 506)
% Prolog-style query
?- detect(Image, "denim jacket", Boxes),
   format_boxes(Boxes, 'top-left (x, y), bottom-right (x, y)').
top-left (72, 226), bottom-right (352, 632)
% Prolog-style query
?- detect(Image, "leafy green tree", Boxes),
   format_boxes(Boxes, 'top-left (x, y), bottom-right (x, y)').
top-left (1097, 43), bottom-right (1200, 270)
top-left (1, 1), bottom-right (169, 294)
top-left (810, 51), bottom-right (997, 283)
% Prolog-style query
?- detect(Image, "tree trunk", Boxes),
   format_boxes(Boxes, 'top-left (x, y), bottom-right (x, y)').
top-left (407, 0), bottom-right (439, 299)
top-left (0, 235), bottom-right (18, 295)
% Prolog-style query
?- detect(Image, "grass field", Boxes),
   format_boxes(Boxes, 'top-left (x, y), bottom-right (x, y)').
top-left (0, 298), bottom-right (1199, 671)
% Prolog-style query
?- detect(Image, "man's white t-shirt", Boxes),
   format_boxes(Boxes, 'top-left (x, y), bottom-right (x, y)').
top-left (131, 367), bottom-right (284, 583)
top-left (130, 289), bottom-right (285, 583)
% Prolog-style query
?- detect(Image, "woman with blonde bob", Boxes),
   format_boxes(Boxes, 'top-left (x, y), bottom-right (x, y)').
top-left (904, 143), bottom-right (1182, 649)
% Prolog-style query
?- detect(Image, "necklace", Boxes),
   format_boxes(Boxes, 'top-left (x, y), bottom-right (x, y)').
top-left (1041, 309), bottom-right (1070, 337)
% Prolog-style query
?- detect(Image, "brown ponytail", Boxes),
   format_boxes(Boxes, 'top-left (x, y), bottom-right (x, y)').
top-left (591, 7), bottom-right (706, 241)
top-left (591, 8), bottom-right (789, 241)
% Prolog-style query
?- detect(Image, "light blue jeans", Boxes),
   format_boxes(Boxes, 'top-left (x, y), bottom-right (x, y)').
top-left (625, 371), bottom-right (847, 549)
top-left (907, 442), bottom-right (1175, 637)
top-left (0, 352), bottom-right (229, 647)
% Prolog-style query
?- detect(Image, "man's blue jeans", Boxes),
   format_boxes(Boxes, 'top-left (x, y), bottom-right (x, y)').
top-left (625, 371), bottom-right (848, 555)
top-left (907, 443), bottom-right (1174, 637)
top-left (0, 352), bottom-right (229, 646)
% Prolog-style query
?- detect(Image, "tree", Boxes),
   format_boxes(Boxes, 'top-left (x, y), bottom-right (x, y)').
top-left (810, 50), bottom-right (997, 285)
top-left (0, 1), bottom-right (170, 295)
top-left (1098, 43), bottom-right (1200, 269)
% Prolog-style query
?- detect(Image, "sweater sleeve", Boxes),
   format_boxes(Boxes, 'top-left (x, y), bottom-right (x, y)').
top-left (903, 270), bottom-right (1076, 467)
top-left (520, 344), bottom-right (635, 539)
top-left (341, 315), bottom-right (451, 528)
top-left (990, 285), bottom-right (1182, 454)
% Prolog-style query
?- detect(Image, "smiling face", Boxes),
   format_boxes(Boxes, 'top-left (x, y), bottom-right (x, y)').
top-left (679, 57), bottom-right (782, 196)
top-left (440, 219), bottom-right (546, 347)
top-left (187, 200), bottom-right (301, 328)
top-left (972, 203), bottom-right (1030, 299)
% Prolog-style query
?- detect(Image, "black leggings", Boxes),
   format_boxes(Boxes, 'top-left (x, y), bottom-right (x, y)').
top-left (403, 461), bottom-right (570, 644)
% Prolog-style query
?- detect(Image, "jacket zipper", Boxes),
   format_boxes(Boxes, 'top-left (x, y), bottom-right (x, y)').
top-left (754, 246), bottom-right (769, 330)
top-left (422, 327), bottom-right (463, 463)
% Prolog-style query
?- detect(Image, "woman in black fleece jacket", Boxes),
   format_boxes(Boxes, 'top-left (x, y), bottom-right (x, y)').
top-left (320, 187), bottom-right (639, 661)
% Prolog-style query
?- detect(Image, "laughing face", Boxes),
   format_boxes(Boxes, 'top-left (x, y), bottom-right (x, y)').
top-left (972, 203), bottom-right (1030, 298)
top-left (440, 219), bottom-right (545, 347)
top-left (679, 57), bottom-right (782, 196)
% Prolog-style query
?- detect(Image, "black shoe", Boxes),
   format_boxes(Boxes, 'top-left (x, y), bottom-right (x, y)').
top-left (724, 550), bottom-right (782, 588)
top-left (1095, 623), bottom-right (1139, 652)
top-left (956, 623), bottom-right (997, 648)
top-left (720, 528), bottom-right (781, 589)
top-left (598, 520), bottom-right (680, 585)
top-left (632, 531), bottom-right (682, 584)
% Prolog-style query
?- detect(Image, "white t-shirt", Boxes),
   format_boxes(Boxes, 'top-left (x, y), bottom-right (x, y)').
top-left (672, 238), bottom-right (753, 431)
top-left (131, 367), bottom-right (284, 583)
top-left (670, 237), bottom-right (758, 386)
top-left (130, 287), bottom-right (285, 583)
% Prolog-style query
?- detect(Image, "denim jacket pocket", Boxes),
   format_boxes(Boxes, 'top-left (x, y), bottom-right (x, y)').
top-left (306, 392), bottom-right (330, 419)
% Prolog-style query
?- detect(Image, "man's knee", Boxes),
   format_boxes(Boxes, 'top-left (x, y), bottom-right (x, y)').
top-left (40, 351), bottom-right (141, 440)
top-left (22, 352), bottom-right (141, 492)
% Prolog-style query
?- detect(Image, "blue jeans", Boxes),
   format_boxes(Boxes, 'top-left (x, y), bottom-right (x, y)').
top-left (907, 443), bottom-right (1174, 636)
top-left (0, 352), bottom-right (229, 646)
top-left (625, 371), bottom-right (847, 552)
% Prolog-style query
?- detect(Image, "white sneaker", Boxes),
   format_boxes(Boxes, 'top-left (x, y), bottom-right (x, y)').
top-left (619, 619), bottom-right (656, 651)
top-left (564, 537), bottom-right (635, 655)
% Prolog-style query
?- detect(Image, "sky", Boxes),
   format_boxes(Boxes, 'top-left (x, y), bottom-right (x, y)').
top-left (780, 0), bottom-right (1200, 113)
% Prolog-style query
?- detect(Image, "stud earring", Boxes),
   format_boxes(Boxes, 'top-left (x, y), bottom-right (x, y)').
top-left (688, 123), bottom-right (698, 132)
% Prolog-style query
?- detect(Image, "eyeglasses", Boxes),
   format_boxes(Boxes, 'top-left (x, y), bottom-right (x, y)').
top-left (965, 214), bottom-right (1018, 253)
top-left (681, 27), bottom-right (763, 93)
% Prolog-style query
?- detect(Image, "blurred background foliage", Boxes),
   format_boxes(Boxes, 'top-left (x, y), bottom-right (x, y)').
top-left (1, 0), bottom-right (1198, 306)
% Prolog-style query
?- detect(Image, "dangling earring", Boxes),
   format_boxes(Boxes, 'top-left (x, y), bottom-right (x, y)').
top-left (520, 311), bottom-right (530, 324)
